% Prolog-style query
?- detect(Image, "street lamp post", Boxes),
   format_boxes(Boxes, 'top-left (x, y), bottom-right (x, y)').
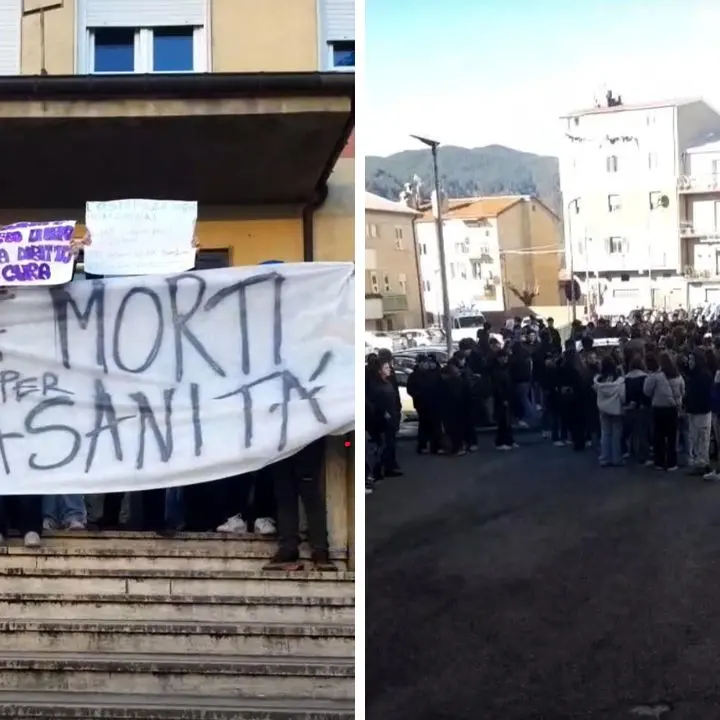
top-left (567, 198), bottom-right (579, 323)
top-left (411, 134), bottom-right (453, 356)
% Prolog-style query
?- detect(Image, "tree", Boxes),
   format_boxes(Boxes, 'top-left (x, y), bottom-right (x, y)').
top-left (506, 282), bottom-right (540, 307)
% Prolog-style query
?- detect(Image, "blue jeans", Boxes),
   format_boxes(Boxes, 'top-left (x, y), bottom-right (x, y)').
top-left (43, 495), bottom-right (87, 525)
top-left (599, 413), bottom-right (623, 466)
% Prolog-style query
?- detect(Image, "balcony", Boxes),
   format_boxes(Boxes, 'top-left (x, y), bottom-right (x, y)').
top-left (365, 294), bottom-right (383, 320)
top-left (678, 174), bottom-right (720, 194)
top-left (683, 266), bottom-right (720, 282)
top-left (382, 294), bottom-right (409, 313)
top-left (679, 221), bottom-right (720, 241)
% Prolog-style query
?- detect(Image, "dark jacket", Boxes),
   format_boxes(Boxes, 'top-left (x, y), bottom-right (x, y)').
top-left (624, 369), bottom-right (649, 407)
top-left (685, 365), bottom-right (713, 414)
top-left (366, 377), bottom-right (397, 439)
top-left (508, 346), bottom-right (532, 384)
top-left (407, 367), bottom-right (442, 413)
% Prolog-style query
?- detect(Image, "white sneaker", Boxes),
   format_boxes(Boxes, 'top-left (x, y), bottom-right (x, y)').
top-left (553, 441), bottom-right (565, 447)
top-left (667, 466), bottom-right (678, 472)
top-left (704, 470), bottom-right (719, 481)
top-left (645, 460), bottom-right (655, 467)
top-left (66, 520), bottom-right (86, 531)
top-left (42, 518), bottom-right (57, 532)
top-left (216, 514), bottom-right (247, 533)
top-left (468, 445), bottom-right (478, 452)
top-left (496, 445), bottom-right (512, 451)
top-left (517, 421), bottom-right (529, 429)
top-left (254, 517), bottom-right (277, 536)
top-left (24, 531), bottom-right (41, 548)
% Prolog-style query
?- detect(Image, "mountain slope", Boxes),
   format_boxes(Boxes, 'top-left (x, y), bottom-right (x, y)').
top-left (365, 145), bottom-right (561, 214)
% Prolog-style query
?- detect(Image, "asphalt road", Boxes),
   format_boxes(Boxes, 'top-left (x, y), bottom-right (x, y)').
top-left (366, 435), bottom-right (720, 720)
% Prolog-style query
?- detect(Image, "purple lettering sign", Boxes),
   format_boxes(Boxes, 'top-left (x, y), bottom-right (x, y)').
top-left (0, 221), bottom-right (77, 287)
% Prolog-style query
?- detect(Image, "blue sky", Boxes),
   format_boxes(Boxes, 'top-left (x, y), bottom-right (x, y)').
top-left (365, 0), bottom-right (719, 157)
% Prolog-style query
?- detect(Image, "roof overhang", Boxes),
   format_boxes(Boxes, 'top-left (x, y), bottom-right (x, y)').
top-left (0, 72), bottom-right (354, 208)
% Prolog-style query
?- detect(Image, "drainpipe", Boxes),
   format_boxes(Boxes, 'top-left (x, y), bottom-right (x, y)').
top-left (302, 184), bottom-right (329, 262)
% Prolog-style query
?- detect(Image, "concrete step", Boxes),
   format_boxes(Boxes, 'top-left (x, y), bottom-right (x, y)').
top-left (0, 619), bottom-right (355, 657)
top-left (3, 533), bottom-right (348, 571)
top-left (0, 691), bottom-right (354, 719)
top-left (0, 652), bottom-right (354, 700)
top-left (0, 592), bottom-right (354, 624)
top-left (36, 531), bottom-right (344, 556)
top-left (0, 568), bottom-right (354, 598)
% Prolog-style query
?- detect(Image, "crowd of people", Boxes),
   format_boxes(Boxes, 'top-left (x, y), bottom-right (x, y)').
top-left (365, 309), bottom-right (720, 491)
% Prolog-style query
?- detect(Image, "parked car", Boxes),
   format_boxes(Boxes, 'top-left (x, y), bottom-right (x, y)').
top-left (398, 329), bottom-right (432, 348)
top-left (364, 331), bottom-right (393, 353)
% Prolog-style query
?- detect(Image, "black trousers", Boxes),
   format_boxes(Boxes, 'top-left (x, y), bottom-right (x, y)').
top-left (417, 409), bottom-right (441, 453)
top-left (214, 469), bottom-right (276, 525)
top-left (653, 406), bottom-right (678, 469)
top-left (495, 402), bottom-right (514, 447)
top-left (101, 490), bottom-right (166, 531)
top-left (569, 398), bottom-right (587, 451)
top-left (273, 440), bottom-right (329, 555)
top-left (0, 495), bottom-right (42, 536)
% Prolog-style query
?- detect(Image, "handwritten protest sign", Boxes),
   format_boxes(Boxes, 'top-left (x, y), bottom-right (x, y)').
top-left (0, 262), bottom-right (354, 494)
top-left (0, 221), bottom-right (76, 287)
top-left (84, 199), bottom-right (197, 276)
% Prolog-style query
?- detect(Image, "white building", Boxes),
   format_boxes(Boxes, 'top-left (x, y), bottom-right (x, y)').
top-left (415, 196), bottom-right (562, 319)
top-left (680, 137), bottom-right (720, 306)
top-left (559, 94), bottom-right (720, 313)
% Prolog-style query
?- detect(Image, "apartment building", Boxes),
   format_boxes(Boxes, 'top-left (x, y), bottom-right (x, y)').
top-left (559, 94), bottom-right (720, 312)
top-left (415, 195), bottom-right (561, 319)
top-left (0, 0), bottom-right (355, 265)
top-left (365, 191), bottom-right (422, 330)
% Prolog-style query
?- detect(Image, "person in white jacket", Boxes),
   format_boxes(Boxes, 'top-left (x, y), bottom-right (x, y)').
top-left (594, 356), bottom-right (626, 467)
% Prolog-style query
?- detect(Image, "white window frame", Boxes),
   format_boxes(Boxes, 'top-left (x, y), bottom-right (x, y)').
top-left (79, 15), bottom-right (209, 74)
top-left (383, 273), bottom-right (391, 292)
top-left (368, 223), bottom-right (378, 238)
top-left (606, 155), bottom-right (618, 173)
top-left (327, 40), bottom-right (355, 71)
top-left (648, 152), bottom-right (658, 170)
top-left (398, 273), bottom-right (407, 294)
top-left (608, 194), bottom-right (621, 213)
top-left (608, 236), bottom-right (625, 255)
top-left (369, 271), bottom-right (379, 293)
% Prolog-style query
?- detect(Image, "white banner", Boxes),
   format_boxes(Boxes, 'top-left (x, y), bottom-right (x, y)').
top-left (85, 199), bottom-right (197, 276)
top-left (0, 262), bottom-right (355, 494)
top-left (0, 221), bottom-right (77, 286)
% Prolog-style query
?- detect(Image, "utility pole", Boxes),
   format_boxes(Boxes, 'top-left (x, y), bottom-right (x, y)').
top-left (411, 135), bottom-right (452, 356)
top-left (567, 198), bottom-right (579, 323)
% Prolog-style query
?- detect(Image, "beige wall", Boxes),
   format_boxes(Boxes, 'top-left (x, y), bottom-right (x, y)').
top-left (21, 0), bottom-right (320, 75)
top-left (314, 156), bottom-right (355, 262)
top-left (498, 200), bottom-right (562, 307)
top-left (365, 209), bottom-right (422, 329)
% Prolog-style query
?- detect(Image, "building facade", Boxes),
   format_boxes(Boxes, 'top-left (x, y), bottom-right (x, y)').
top-left (415, 196), bottom-right (561, 319)
top-left (559, 95), bottom-right (720, 313)
top-left (0, 0), bottom-right (355, 560)
top-left (364, 192), bottom-right (422, 330)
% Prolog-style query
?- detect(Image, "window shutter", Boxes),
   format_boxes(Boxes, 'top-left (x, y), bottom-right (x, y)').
top-left (321, 0), bottom-right (354, 41)
top-left (0, 0), bottom-right (20, 76)
top-left (83, 0), bottom-right (206, 27)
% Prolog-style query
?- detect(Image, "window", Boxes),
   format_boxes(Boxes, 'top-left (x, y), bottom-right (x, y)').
top-left (423, 280), bottom-right (431, 292)
top-left (648, 152), bottom-right (658, 170)
top-left (485, 230), bottom-right (490, 237)
top-left (471, 260), bottom-right (482, 279)
top-left (606, 156), bottom-right (618, 173)
top-left (649, 191), bottom-right (662, 209)
top-left (398, 273), bottom-right (407, 294)
top-left (646, 113), bottom-right (656, 126)
top-left (367, 223), bottom-right (378, 238)
top-left (459, 264), bottom-right (468, 280)
top-left (608, 194), bottom-right (621, 212)
top-left (383, 273), bottom-right (391, 292)
top-left (89, 26), bottom-right (204, 73)
top-left (153, 27), bottom-right (194, 71)
top-left (419, 242), bottom-right (427, 255)
top-left (93, 28), bottom-right (135, 72)
top-left (608, 236), bottom-right (626, 254)
top-left (394, 228), bottom-right (404, 250)
top-left (713, 159), bottom-right (720, 178)
top-left (369, 272), bottom-right (379, 293)
top-left (328, 40), bottom-right (355, 70)
top-left (449, 263), bottom-right (456, 279)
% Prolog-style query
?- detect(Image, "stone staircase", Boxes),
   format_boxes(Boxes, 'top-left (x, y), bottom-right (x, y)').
top-left (0, 532), bottom-right (355, 719)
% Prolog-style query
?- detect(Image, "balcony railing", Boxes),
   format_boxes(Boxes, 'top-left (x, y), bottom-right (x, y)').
top-left (382, 294), bottom-right (409, 313)
top-left (679, 221), bottom-right (720, 240)
top-left (678, 174), bottom-right (720, 193)
top-left (683, 266), bottom-right (720, 281)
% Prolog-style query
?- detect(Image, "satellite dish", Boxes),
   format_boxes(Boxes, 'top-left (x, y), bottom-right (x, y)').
top-left (658, 195), bottom-right (670, 209)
